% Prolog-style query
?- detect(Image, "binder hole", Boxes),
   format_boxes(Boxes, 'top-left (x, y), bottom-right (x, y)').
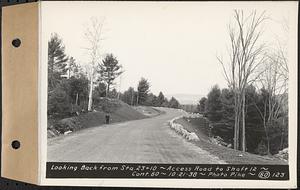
top-left (11, 140), bottom-right (20, 149)
top-left (12, 38), bottom-right (21, 48)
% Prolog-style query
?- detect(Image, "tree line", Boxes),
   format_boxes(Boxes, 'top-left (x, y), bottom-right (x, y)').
top-left (196, 10), bottom-right (289, 156)
top-left (48, 32), bottom-right (124, 118)
top-left (120, 78), bottom-right (180, 109)
top-left (197, 85), bottom-right (287, 155)
top-left (48, 30), bottom-right (181, 120)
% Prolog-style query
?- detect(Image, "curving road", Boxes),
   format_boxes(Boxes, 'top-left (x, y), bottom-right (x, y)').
top-left (47, 107), bottom-right (225, 164)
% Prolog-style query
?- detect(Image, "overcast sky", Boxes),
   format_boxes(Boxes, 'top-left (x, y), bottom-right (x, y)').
top-left (41, 1), bottom-right (296, 97)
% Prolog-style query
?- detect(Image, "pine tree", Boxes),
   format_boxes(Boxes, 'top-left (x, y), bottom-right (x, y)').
top-left (169, 97), bottom-right (180, 108)
top-left (197, 97), bottom-right (207, 113)
top-left (206, 85), bottom-right (222, 122)
top-left (48, 33), bottom-right (68, 90)
top-left (137, 78), bottom-right (150, 105)
top-left (157, 92), bottom-right (167, 106)
top-left (98, 54), bottom-right (123, 96)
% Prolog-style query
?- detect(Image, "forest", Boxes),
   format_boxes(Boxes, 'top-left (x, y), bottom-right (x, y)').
top-left (48, 22), bottom-right (180, 121)
top-left (195, 10), bottom-right (289, 156)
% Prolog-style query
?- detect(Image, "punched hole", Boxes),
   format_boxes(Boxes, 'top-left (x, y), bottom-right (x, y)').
top-left (12, 38), bottom-right (21, 48)
top-left (11, 140), bottom-right (20, 149)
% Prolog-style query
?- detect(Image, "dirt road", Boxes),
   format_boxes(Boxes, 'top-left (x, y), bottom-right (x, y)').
top-left (48, 107), bottom-right (225, 163)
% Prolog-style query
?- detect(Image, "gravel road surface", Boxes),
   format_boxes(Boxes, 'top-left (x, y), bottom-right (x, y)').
top-left (48, 107), bottom-right (225, 164)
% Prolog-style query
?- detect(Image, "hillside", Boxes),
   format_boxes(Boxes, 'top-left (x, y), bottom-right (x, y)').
top-left (132, 106), bottom-right (163, 117)
top-left (166, 93), bottom-right (204, 105)
top-left (48, 98), bottom-right (147, 138)
top-left (175, 116), bottom-right (286, 165)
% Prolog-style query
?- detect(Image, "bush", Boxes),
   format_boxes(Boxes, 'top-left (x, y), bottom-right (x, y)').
top-left (54, 118), bottom-right (81, 133)
top-left (48, 87), bottom-right (72, 117)
top-left (93, 97), bottom-right (122, 113)
top-left (255, 141), bottom-right (268, 155)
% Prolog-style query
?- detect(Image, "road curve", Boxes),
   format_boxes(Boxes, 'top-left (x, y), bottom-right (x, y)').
top-left (48, 107), bottom-right (225, 164)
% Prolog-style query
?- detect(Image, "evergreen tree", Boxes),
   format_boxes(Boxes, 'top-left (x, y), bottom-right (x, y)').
top-left (145, 93), bottom-right (159, 107)
top-left (157, 92), bottom-right (167, 106)
top-left (68, 57), bottom-right (82, 78)
top-left (137, 78), bottom-right (150, 105)
top-left (93, 82), bottom-right (107, 98)
top-left (206, 85), bottom-right (223, 122)
top-left (168, 97), bottom-right (180, 108)
top-left (48, 33), bottom-right (68, 90)
top-left (98, 54), bottom-right (123, 96)
top-left (197, 97), bottom-right (207, 113)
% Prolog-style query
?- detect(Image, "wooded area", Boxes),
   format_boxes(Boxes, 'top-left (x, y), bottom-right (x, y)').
top-left (198, 10), bottom-right (289, 155)
top-left (48, 10), bottom-right (289, 157)
top-left (47, 18), bottom-right (180, 122)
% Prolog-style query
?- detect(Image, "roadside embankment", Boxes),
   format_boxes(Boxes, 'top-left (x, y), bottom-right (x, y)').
top-left (169, 114), bottom-right (287, 165)
top-left (48, 98), bottom-right (148, 138)
top-left (133, 106), bottom-right (165, 117)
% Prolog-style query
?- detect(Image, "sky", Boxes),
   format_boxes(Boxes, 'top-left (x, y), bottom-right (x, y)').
top-left (41, 1), bottom-right (296, 98)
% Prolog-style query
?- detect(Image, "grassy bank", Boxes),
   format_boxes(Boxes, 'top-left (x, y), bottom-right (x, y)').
top-left (48, 98), bottom-right (151, 138)
top-left (175, 117), bottom-right (286, 165)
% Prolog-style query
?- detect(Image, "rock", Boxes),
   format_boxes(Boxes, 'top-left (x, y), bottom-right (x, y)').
top-left (275, 148), bottom-right (288, 161)
top-left (168, 116), bottom-right (200, 142)
top-left (187, 132), bottom-right (200, 141)
top-left (64, 130), bottom-right (72, 135)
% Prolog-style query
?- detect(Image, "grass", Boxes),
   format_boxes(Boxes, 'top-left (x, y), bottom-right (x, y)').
top-left (132, 106), bottom-right (164, 117)
top-left (175, 117), bottom-right (286, 165)
top-left (48, 98), bottom-right (148, 138)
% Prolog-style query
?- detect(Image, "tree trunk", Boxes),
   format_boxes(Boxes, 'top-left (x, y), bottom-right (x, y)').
top-left (280, 118), bottom-right (285, 150)
top-left (233, 91), bottom-right (238, 150)
top-left (131, 91), bottom-right (134, 106)
top-left (136, 92), bottom-right (139, 105)
top-left (106, 83), bottom-right (110, 98)
top-left (75, 93), bottom-right (79, 106)
top-left (241, 92), bottom-right (246, 152)
top-left (88, 74), bottom-right (93, 111)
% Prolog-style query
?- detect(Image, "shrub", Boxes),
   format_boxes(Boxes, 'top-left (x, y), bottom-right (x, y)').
top-left (54, 118), bottom-right (81, 133)
top-left (255, 141), bottom-right (268, 155)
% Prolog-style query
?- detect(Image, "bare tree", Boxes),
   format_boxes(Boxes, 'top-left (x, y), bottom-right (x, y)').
top-left (84, 17), bottom-right (105, 111)
top-left (253, 20), bottom-right (289, 154)
top-left (218, 10), bottom-right (267, 151)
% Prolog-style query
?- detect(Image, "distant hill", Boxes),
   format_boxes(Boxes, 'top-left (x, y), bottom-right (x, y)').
top-left (165, 94), bottom-right (204, 105)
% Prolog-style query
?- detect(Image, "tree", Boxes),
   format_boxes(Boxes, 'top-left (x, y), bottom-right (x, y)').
top-left (157, 92), bottom-right (168, 107)
top-left (144, 93), bottom-right (159, 107)
top-left (218, 10), bottom-right (267, 151)
top-left (48, 86), bottom-right (71, 117)
top-left (137, 78), bottom-right (150, 105)
top-left (67, 57), bottom-right (82, 79)
top-left (243, 85), bottom-right (265, 153)
top-left (84, 17), bottom-right (105, 111)
top-left (206, 85), bottom-right (223, 122)
top-left (48, 33), bottom-right (68, 90)
top-left (169, 97), bottom-right (180, 108)
top-left (121, 87), bottom-right (136, 105)
top-left (93, 82), bottom-right (107, 98)
top-left (98, 54), bottom-right (123, 97)
top-left (197, 97), bottom-right (207, 113)
top-left (108, 88), bottom-right (118, 99)
top-left (68, 76), bottom-right (89, 111)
